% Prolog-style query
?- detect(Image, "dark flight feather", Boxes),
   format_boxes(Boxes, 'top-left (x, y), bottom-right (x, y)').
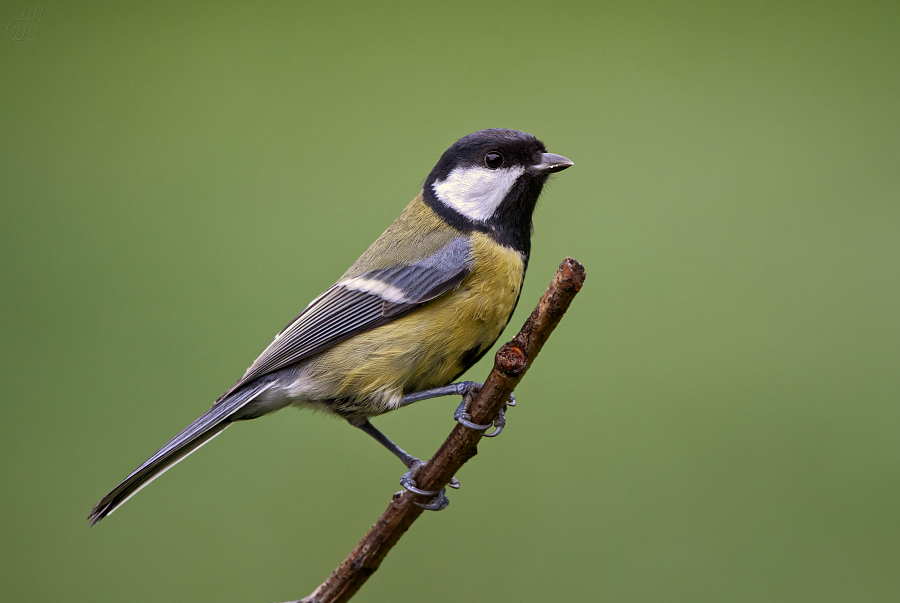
top-left (219, 237), bottom-right (473, 401)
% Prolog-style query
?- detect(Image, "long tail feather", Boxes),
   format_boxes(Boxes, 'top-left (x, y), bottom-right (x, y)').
top-left (89, 379), bottom-right (274, 525)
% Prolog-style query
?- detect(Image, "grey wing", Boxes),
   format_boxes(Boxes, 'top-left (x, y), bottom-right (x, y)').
top-left (221, 236), bottom-right (472, 397)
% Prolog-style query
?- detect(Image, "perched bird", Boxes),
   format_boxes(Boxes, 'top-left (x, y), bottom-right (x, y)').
top-left (89, 128), bottom-right (573, 524)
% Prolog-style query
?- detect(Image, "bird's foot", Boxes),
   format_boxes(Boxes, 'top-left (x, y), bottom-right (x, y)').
top-left (400, 460), bottom-right (437, 495)
top-left (399, 459), bottom-right (456, 510)
top-left (415, 489), bottom-right (449, 511)
top-left (453, 384), bottom-right (516, 437)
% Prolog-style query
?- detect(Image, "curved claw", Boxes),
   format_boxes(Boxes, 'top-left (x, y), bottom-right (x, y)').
top-left (457, 415), bottom-right (492, 430)
top-left (484, 411), bottom-right (505, 437)
top-left (414, 489), bottom-right (449, 511)
top-left (454, 399), bottom-right (493, 430)
top-left (400, 471), bottom-right (441, 496)
top-left (448, 477), bottom-right (460, 489)
top-left (400, 475), bottom-right (440, 496)
top-left (483, 406), bottom-right (508, 438)
top-left (402, 482), bottom-right (441, 496)
top-left (452, 386), bottom-right (517, 437)
top-left (484, 422), bottom-right (504, 438)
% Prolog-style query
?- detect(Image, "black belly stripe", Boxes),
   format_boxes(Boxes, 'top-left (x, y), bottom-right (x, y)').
top-left (460, 343), bottom-right (490, 371)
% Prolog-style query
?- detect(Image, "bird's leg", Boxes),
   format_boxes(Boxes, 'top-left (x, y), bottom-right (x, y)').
top-left (398, 381), bottom-right (516, 438)
top-left (352, 417), bottom-right (419, 468)
top-left (350, 418), bottom-right (450, 510)
top-left (350, 382), bottom-right (517, 509)
top-left (394, 381), bottom-right (482, 407)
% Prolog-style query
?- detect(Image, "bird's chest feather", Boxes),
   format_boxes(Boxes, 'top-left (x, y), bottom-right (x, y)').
top-left (403, 233), bottom-right (525, 389)
top-left (307, 233), bottom-right (526, 413)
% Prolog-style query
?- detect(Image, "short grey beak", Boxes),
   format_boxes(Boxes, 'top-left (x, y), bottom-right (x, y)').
top-left (533, 152), bottom-right (574, 174)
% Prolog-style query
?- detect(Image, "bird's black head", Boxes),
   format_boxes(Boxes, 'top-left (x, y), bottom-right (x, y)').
top-left (423, 128), bottom-right (573, 257)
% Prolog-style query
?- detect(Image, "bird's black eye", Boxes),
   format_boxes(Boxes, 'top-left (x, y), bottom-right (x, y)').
top-left (484, 152), bottom-right (504, 169)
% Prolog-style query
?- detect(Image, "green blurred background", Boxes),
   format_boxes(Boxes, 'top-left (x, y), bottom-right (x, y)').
top-left (2, 1), bottom-right (898, 601)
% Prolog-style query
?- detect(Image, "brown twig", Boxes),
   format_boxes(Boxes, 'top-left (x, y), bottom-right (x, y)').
top-left (289, 258), bottom-right (586, 603)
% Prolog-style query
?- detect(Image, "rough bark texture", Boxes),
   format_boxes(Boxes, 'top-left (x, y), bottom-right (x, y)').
top-left (288, 258), bottom-right (586, 603)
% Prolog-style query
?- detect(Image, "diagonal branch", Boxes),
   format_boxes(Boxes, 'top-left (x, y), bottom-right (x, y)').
top-left (289, 258), bottom-right (586, 603)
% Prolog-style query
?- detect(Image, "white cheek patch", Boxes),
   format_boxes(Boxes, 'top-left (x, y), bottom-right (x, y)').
top-left (432, 165), bottom-right (525, 222)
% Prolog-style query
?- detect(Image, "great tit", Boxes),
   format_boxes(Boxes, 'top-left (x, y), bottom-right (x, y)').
top-left (89, 128), bottom-right (573, 524)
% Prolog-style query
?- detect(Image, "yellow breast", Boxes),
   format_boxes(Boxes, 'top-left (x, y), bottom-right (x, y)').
top-left (304, 232), bottom-right (525, 415)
